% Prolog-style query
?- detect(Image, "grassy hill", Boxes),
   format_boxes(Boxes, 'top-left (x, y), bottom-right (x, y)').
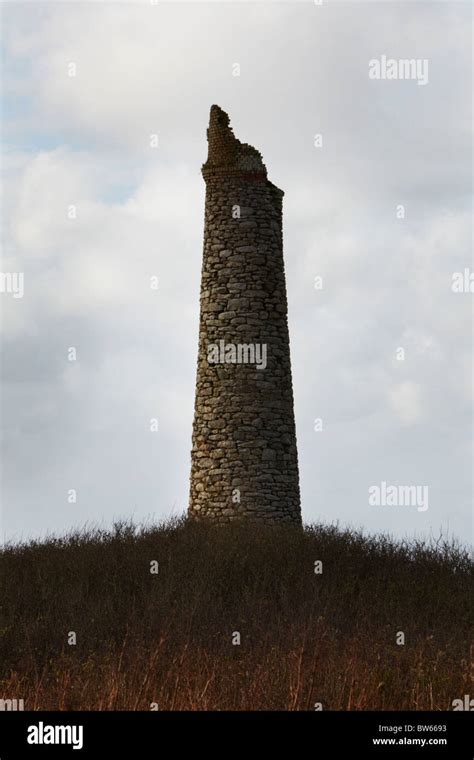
top-left (0, 518), bottom-right (472, 710)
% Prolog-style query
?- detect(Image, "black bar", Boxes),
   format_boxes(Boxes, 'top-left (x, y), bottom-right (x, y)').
top-left (0, 711), bottom-right (472, 758)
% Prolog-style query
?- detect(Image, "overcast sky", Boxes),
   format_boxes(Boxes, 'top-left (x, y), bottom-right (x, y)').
top-left (1, 0), bottom-right (472, 545)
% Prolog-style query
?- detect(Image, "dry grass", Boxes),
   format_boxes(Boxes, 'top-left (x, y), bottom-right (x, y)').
top-left (0, 518), bottom-right (472, 710)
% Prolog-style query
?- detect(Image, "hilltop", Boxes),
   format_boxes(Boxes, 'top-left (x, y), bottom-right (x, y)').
top-left (0, 519), bottom-right (471, 710)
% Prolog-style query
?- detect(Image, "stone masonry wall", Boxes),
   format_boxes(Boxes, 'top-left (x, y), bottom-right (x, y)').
top-left (188, 105), bottom-right (301, 525)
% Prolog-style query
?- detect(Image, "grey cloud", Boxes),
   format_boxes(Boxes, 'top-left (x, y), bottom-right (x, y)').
top-left (1, 1), bottom-right (471, 545)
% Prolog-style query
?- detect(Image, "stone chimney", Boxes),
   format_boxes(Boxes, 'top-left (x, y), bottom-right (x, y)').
top-left (188, 105), bottom-right (301, 525)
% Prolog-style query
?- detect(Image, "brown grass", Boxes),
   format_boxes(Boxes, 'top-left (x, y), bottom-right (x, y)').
top-left (0, 518), bottom-right (472, 710)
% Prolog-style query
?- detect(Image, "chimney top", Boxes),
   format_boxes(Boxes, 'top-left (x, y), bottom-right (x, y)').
top-left (202, 105), bottom-right (267, 180)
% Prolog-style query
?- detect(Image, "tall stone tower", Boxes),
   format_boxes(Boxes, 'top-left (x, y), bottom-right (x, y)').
top-left (188, 105), bottom-right (301, 525)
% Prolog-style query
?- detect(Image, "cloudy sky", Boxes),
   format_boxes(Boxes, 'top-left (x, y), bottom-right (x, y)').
top-left (1, 0), bottom-right (472, 544)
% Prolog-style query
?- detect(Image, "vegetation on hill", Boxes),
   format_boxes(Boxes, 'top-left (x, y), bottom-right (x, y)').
top-left (0, 518), bottom-right (471, 710)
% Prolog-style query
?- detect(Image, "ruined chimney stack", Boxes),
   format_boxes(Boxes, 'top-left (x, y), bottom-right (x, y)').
top-left (188, 105), bottom-right (301, 525)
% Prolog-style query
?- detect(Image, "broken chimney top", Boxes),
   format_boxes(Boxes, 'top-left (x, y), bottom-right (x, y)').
top-left (202, 104), bottom-right (269, 182)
